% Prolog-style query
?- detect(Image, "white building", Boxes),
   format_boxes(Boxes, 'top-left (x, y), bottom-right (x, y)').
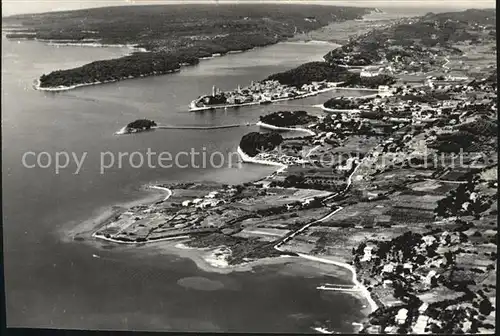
top-left (382, 264), bottom-right (395, 273)
top-left (425, 270), bottom-right (437, 285)
top-left (396, 308), bottom-right (408, 325)
top-left (413, 315), bottom-right (430, 334)
top-left (360, 246), bottom-right (374, 262)
top-left (419, 303), bottom-right (429, 314)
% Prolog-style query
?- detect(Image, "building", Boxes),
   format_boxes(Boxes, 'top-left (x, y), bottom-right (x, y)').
top-left (396, 308), bottom-right (408, 325)
top-left (382, 264), bottom-right (395, 273)
top-left (419, 303), bottom-right (429, 314)
top-left (413, 315), bottom-right (430, 334)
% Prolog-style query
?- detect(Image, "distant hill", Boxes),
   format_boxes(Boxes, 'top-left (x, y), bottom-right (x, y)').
top-left (3, 4), bottom-right (371, 89)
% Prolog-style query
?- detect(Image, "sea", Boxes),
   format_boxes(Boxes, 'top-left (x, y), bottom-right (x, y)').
top-left (1, 6), bottom-right (447, 332)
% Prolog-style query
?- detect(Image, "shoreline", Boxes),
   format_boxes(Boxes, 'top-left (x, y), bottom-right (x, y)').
top-left (170, 242), bottom-right (299, 275)
top-left (28, 38), bottom-right (338, 93)
top-left (62, 185), bottom-right (173, 241)
top-left (189, 83), bottom-right (345, 112)
top-left (237, 146), bottom-right (288, 171)
top-left (320, 105), bottom-right (361, 113)
top-left (115, 123), bottom-right (254, 135)
top-left (256, 121), bottom-right (316, 136)
top-left (45, 41), bottom-right (148, 52)
top-left (33, 68), bottom-right (181, 92)
top-left (71, 121), bottom-right (376, 332)
top-left (236, 146), bottom-right (379, 316)
top-left (46, 31), bottom-right (379, 328)
top-left (299, 253), bottom-right (379, 314)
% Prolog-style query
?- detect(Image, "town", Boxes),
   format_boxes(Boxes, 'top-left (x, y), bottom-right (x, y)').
top-left (189, 80), bottom-right (341, 111)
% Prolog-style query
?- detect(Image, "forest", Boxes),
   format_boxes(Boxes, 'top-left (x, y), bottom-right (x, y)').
top-left (4, 4), bottom-right (371, 88)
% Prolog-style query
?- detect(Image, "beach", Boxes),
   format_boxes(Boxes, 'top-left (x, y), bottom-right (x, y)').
top-left (256, 121), bottom-right (316, 136)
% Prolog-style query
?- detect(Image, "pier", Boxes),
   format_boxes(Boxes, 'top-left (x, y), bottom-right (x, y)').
top-left (155, 123), bottom-right (254, 130)
top-left (115, 123), bottom-right (255, 135)
top-left (317, 284), bottom-right (361, 292)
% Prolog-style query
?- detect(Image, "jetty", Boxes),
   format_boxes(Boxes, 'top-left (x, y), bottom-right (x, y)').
top-left (155, 123), bottom-right (254, 130)
top-left (116, 123), bottom-right (254, 134)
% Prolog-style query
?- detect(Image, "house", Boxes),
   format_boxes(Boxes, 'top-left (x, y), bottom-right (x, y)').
top-left (384, 326), bottom-right (397, 333)
top-left (360, 245), bottom-right (374, 262)
top-left (192, 198), bottom-right (203, 204)
top-left (425, 270), bottom-right (437, 285)
top-left (205, 191), bottom-right (219, 199)
top-left (413, 315), bottom-right (430, 334)
top-left (383, 279), bottom-right (393, 288)
top-left (419, 303), bottom-right (429, 314)
top-left (422, 235), bottom-right (436, 246)
top-left (403, 263), bottom-right (413, 271)
top-left (382, 264), bottom-right (395, 273)
top-left (396, 308), bottom-right (408, 325)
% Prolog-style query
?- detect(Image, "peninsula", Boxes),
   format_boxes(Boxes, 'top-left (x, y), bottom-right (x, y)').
top-left (188, 62), bottom-right (396, 111)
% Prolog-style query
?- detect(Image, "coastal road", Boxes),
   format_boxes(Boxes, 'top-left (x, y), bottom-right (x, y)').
top-left (421, 178), bottom-right (469, 184)
top-left (274, 206), bottom-right (344, 251)
top-left (270, 143), bottom-right (382, 317)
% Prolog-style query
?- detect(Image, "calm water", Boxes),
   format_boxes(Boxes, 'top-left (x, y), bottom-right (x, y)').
top-left (2, 36), bottom-right (375, 332)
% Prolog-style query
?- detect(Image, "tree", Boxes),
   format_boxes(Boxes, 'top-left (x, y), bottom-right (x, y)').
top-left (478, 298), bottom-right (493, 315)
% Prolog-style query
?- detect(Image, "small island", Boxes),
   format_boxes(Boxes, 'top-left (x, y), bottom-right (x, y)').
top-left (116, 119), bottom-right (157, 135)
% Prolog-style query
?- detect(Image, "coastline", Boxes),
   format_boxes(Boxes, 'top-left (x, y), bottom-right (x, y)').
top-left (44, 41), bottom-right (148, 52)
top-left (237, 146), bottom-right (288, 171)
top-left (256, 121), bottom-right (316, 136)
top-left (33, 68), bottom-right (181, 92)
top-left (189, 83), bottom-right (345, 112)
top-left (10, 7), bottom-right (497, 333)
top-left (320, 105), bottom-right (361, 113)
top-left (237, 142), bottom-right (379, 318)
top-left (29, 38), bottom-right (336, 93)
top-left (62, 185), bottom-right (172, 242)
top-left (115, 123), bottom-right (253, 135)
top-left (299, 253), bottom-right (379, 314)
top-left (71, 118), bottom-right (377, 331)
top-left (45, 30), bottom-right (380, 329)
top-left (165, 242), bottom-right (299, 275)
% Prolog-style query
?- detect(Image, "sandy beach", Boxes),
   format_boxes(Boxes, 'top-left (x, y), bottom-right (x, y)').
top-left (256, 121), bottom-right (316, 136)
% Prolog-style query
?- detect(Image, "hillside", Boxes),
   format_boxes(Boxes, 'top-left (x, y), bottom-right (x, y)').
top-left (3, 4), bottom-right (371, 89)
